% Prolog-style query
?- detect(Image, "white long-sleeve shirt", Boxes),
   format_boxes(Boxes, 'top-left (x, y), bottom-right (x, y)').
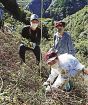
top-left (47, 53), bottom-right (84, 83)
top-left (58, 53), bottom-right (84, 77)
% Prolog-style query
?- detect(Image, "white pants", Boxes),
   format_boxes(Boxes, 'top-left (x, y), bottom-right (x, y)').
top-left (46, 64), bottom-right (67, 91)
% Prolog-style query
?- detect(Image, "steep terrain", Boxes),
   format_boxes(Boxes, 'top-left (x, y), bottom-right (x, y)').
top-left (64, 6), bottom-right (88, 65)
top-left (0, 5), bottom-right (88, 105)
top-left (0, 30), bottom-right (87, 105)
top-left (0, 29), bottom-right (49, 105)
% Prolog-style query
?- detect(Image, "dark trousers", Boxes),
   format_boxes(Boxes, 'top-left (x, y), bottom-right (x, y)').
top-left (19, 44), bottom-right (41, 63)
top-left (0, 20), bottom-right (4, 29)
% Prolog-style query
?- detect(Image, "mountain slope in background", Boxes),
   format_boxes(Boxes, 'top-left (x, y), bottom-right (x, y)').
top-left (26, 0), bottom-right (52, 17)
top-left (27, 0), bottom-right (88, 19)
top-left (45, 0), bottom-right (88, 20)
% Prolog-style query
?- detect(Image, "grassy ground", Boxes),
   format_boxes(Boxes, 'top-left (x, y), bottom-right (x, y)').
top-left (0, 27), bottom-right (88, 105)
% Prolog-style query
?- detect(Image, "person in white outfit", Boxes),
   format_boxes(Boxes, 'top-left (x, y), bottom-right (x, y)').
top-left (43, 51), bottom-right (88, 92)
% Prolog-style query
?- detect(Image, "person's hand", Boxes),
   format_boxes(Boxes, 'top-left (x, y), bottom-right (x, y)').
top-left (29, 42), bottom-right (36, 49)
top-left (32, 43), bottom-right (36, 49)
top-left (29, 42), bottom-right (33, 47)
top-left (84, 68), bottom-right (88, 75)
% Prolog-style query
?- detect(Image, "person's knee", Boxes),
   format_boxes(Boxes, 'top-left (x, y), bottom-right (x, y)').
top-left (19, 44), bottom-right (25, 50)
top-left (52, 76), bottom-right (64, 88)
top-left (34, 46), bottom-right (40, 51)
top-left (19, 44), bottom-right (26, 56)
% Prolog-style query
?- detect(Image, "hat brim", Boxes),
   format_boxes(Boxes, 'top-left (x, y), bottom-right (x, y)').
top-left (47, 57), bottom-right (57, 63)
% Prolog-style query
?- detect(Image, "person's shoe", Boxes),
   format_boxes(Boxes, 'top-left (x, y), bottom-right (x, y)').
top-left (16, 61), bottom-right (26, 66)
top-left (20, 59), bottom-right (25, 65)
top-left (46, 86), bottom-right (51, 93)
top-left (36, 60), bottom-right (40, 65)
top-left (22, 62), bottom-right (26, 66)
top-left (63, 80), bottom-right (73, 92)
top-left (43, 81), bottom-right (50, 86)
top-left (45, 86), bottom-right (58, 93)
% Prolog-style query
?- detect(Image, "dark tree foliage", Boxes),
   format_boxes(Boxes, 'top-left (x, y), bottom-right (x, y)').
top-left (0, 0), bottom-right (27, 24)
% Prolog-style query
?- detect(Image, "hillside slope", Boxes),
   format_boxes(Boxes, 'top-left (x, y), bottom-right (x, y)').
top-left (0, 6), bottom-right (88, 105)
top-left (0, 28), bottom-right (88, 105)
top-left (0, 29), bottom-right (50, 105)
top-left (64, 6), bottom-right (88, 65)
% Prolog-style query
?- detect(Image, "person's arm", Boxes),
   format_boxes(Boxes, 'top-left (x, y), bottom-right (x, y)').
top-left (43, 67), bottom-right (59, 86)
top-left (35, 28), bottom-right (41, 45)
top-left (21, 27), bottom-right (29, 39)
top-left (67, 35), bottom-right (75, 56)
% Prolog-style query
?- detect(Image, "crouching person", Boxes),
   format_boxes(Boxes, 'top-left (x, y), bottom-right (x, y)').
top-left (43, 51), bottom-right (88, 93)
top-left (19, 14), bottom-right (41, 65)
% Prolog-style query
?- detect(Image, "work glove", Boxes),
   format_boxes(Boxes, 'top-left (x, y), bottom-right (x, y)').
top-left (32, 43), bottom-right (36, 49)
top-left (29, 42), bottom-right (36, 49)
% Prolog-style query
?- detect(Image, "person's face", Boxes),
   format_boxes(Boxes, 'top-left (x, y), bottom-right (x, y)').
top-left (47, 58), bottom-right (58, 66)
top-left (56, 25), bottom-right (64, 33)
top-left (30, 19), bottom-right (39, 29)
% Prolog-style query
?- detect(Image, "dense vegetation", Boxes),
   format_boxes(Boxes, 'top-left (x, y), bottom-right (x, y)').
top-left (27, 0), bottom-right (88, 19)
top-left (0, 0), bottom-right (31, 24)
top-left (45, 0), bottom-right (88, 19)
top-left (64, 6), bottom-right (88, 66)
